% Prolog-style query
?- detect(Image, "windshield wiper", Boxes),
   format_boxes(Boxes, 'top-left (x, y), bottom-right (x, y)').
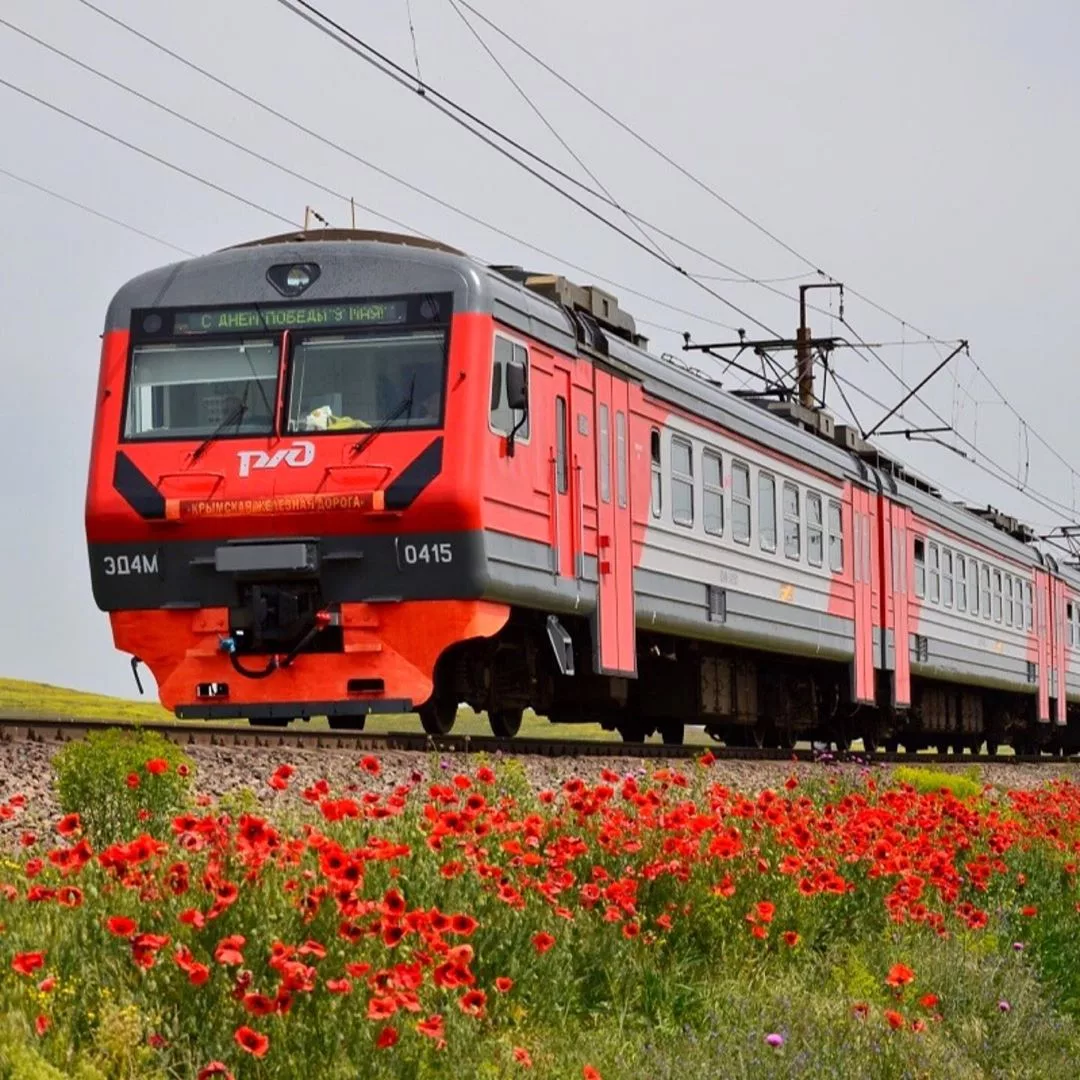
top-left (349, 374), bottom-right (416, 460)
top-left (190, 384), bottom-right (250, 463)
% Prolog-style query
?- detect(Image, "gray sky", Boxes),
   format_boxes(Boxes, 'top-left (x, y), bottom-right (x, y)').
top-left (1, 0), bottom-right (1078, 699)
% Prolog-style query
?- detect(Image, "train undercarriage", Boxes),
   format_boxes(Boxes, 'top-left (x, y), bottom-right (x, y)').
top-left (238, 603), bottom-right (1079, 755)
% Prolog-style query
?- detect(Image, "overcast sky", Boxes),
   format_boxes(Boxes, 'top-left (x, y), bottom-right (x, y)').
top-left (1, 0), bottom-right (1078, 699)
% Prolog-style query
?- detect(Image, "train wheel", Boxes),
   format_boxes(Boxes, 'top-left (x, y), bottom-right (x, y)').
top-left (619, 722), bottom-right (653, 743)
top-left (248, 717), bottom-right (292, 728)
top-left (489, 709), bottom-right (523, 738)
top-left (658, 720), bottom-right (684, 746)
top-left (419, 699), bottom-right (457, 736)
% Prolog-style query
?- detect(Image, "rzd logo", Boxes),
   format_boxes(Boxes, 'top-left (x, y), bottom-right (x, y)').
top-left (237, 440), bottom-right (315, 478)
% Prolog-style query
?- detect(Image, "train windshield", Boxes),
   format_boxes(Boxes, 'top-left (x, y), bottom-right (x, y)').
top-left (124, 340), bottom-right (277, 440)
top-left (286, 329), bottom-right (446, 433)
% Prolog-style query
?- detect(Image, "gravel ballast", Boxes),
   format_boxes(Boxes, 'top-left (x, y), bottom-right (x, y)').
top-left (2, 739), bottom-right (1079, 847)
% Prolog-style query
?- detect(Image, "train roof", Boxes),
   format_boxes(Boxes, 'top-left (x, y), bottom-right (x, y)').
top-left (105, 228), bottom-right (1071, 576)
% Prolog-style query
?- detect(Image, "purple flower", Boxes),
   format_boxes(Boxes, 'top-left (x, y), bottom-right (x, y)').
top-left (765, 1033), bottom-right (784, 1048)
top-left (998, 1000), bottom-right (1011, 1013)
top-left (1013, 942), bottom-right (1025, 952)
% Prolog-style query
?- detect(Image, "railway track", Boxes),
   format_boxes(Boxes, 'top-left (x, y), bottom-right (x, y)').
top-left (2, 716), bottom-right (1079, 766)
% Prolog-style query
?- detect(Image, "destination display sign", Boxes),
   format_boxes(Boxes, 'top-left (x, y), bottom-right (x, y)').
top-left (171, 300), bottom-right (409, 336)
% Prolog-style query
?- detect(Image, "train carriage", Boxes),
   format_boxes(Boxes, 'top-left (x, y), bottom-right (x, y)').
top-left (84, 229), bottom-right (1080, 751)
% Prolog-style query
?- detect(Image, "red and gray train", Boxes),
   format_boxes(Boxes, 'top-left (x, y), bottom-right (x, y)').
top-left (84, 229), bottom-right (1080, 750)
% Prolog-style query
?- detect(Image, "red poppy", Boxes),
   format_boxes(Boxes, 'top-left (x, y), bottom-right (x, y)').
top-left (583, 1067), bottom-right (602, 1080)
top-left (146, 759), bottom-right (169, 775)
top-left (1021, 905), bottom-right (1038, 917)
top-left (417, 1015), bottom-right (445, 1040)
top-left (12, 952), bottom-right (45, 976)
top-left (532, 932), bottom-right (556, 954)
top-left (495, 976), bottom-right (514, 993)
top-left (884, 1009), bottom-right (905, 1030)
top-left (234, 1026), bottom-right (270, 1058)
top-left (197, 1064), bottom-right (235, 1080)
top-left (242, 993), bottom-right (277, 1017)
top-left (37, 977), bottom-right (56, 994)
top-left (126, 773), bottom-right (140, 789)
top-left (919, 993), bottom-right (939, 1009)
top-left (326, 978), bottom-right (352, 994)
top-left (450, 914), bottom-right (478, 936)
top-left (885, 963), bottom-right (915, 988)
top-left (377, 1026), bottom-right (399, 1049)
top-left (56, 813), bottom-right (81, 836)
top-left (754, 901), bottom-right (775, 923)
top-left (782, 931), bottom-right (800, 947)
top-left (34, 1015), bottom-right (48, 1037)
top-left (458, 989), bottom-right (487, 1016)
top-left (360, 756), bottom-right (381, 776)
top-left (514, 1047), bottom-right (534, 1068)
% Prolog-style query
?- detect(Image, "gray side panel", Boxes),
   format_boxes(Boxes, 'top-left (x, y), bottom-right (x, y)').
top-left (910, 635), bottom-right (1035, 693)
top-left (483, 531), bottom-right (597, 613)
top-left (634, 568), bottom-right (853, 661)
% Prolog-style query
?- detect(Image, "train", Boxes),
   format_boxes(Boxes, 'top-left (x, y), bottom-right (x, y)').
top-left (84, 228), bottom-right (1080, 752)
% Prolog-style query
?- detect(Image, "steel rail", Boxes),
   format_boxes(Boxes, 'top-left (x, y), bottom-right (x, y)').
top-left (0, 717), bottom-right (1078, 766)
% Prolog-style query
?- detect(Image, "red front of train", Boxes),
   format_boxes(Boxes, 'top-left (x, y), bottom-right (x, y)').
top-left (84, 234), bottom-right (512, 722)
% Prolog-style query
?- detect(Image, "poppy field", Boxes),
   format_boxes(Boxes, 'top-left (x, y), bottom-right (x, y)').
top-left (3, 732), bottom-right (1080, 1079)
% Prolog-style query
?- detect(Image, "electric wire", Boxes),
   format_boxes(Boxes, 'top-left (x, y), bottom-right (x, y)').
top-left (65, 0), bottom-right (741, 335)
top-left (0, 165), bottom-right (194, 254)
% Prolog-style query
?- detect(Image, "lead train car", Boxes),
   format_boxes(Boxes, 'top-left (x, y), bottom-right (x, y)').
top-left (84, 229), bottom-right (1080, 750)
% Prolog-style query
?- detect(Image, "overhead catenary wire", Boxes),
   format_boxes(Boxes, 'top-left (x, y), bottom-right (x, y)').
top-left (452, 0), bottom-right (1080, 515)
top-left (64, 0), bottom-right (742, 337)
top-left (272, 0), bottom-right (785, 338)
top-left (0, 165), bottom-right (194, 255)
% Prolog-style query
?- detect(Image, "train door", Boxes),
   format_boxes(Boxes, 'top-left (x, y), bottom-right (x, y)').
top-left (882, 499), bottom-right (912, 708)
top-left (851, 487), bottom-right (875, 704)
top-left (1052, 575), bottom-right (1067, 725)
top-left (1035, 568), bottom-right (1052, 723)
top-left (550, 367), bottom-right (575, 579)
top-left (593, 370), bottom-right (636, 675)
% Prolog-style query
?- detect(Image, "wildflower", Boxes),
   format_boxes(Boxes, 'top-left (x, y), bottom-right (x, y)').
top-left (376, 1026), bottom-right (399, 1049)
top-left (918, 994), bottom-right (939, 1010)
top-left (37, 977), bottom-right (56, 993)
top-left (459, 989), bottom-right (487, 1016)
top-left (998, 1000), bottom-right (1011, 1013)
top-left (583, 1067), bottom-right (602, 1080)
top-left (884, 1010), bottom-right (905, 1030)
top-left (12, 952), bottom-right (45, 976)
top-left (234, 1026), bottom-right (270, 1057)
top-left (177, 763), bottom-right (190, 778)
top-left (495, 976), bottom-right (514, 993)
top-left (197, 1064), bottom-right (235, 1080)
top-left (360, 756), bottom-right (381, 776)
top-left (514, 1046), bottom-right (534, 1067)
top-left (782, 931), bottom-right (800, 947)
top-left (764, 1032), bottom-right (784, 1047)
top-left (34, 1015), bottom-right (48, 1037)
top-left (852, 1002), bottom-right (870, 1019)
top-left (148, 1033), bottom-right (168, 1050)
top-left (1013, 942), bottom-right (1025, 951)
top-left (214, 935), bottom-right (246, 966)
top-left (885, 963), bottom-right (915, 988)
top-left (326, 979), bottom-right (352, 994)
top-left (532, 932), bottom-right (556, 954)
top-left (126, 773), bottom-right (140, 789)
top-left (1021, 905), bottom-right (1038, 917)
top-left (417, 1014), bottom-right (445, 1040)
top-left (56, 813), bottom-right (81, 836)
top-left (146, 758), bottom-right (169, 775)
top-left (754, 901), bottom-right (775, 923)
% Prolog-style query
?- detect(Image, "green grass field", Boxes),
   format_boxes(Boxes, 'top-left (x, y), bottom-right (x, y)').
top-left (0, 676), bottom-right (718, 743)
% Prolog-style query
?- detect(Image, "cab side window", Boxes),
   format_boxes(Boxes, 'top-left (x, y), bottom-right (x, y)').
top-left (490, 336), bottom-right (529, 439)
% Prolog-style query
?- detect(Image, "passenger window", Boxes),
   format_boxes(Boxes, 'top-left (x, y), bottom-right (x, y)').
top-left (993, 570), bottom-right (1002, 622)
top-left (827, 500), bottom-right (843, 572)
top-left (598, 404), bottom-right (610, 504)
top-left (650, 429), bottom-right (662, 519)
top-left (671, 436), bottom-right (693, 527)
top-left (980, 565), bottom-right (991, 619)
top-left (914, 538), bottom-right (926, 599)
top-left (969, 559), bottom-right (979, 616)
top-left (703, 449), bottom-right (723, 536)
top-left (732, 462), bottom-right (751, 545)
top-left (1025, 582), bottom-right (1033, 630)
top-left (928, 542), bottom-right (940, 603)
top-left (956, 554), bottom-right (967, 611)
top-left (1005, 577), bottom-right (1013, 627)
top-left (758, 472), bottom-right (777, 553)
top-left (1070, 602), bottom-right (1076, 646)
top-left (783, 482), bottom-right (801, 561)
top-left (555, 396), bottom-right (568, 495)
top-left (490, 336), bottom-right (530, 439)
top-left (615, 412), bottom-right (627, 509)
top-left (942, 549), bottom-right (954, 607)
top-left (807, 493), bottom-right (823, 567)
